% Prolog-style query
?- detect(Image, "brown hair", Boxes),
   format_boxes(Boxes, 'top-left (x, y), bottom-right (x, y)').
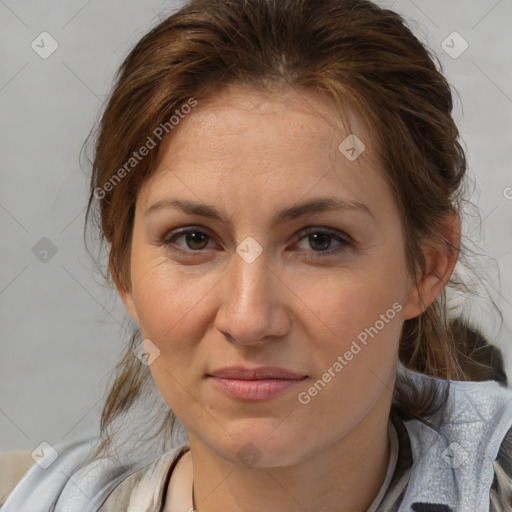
top-left (82, 0), bottom-right (504, 462)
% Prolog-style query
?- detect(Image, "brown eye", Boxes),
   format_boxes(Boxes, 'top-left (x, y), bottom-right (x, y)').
top-left (308, 232), bottom-right (332, 251)
top-left (292, 228), bottom-right (353, 258)
top-left (163, 229), bottom-right (212, 252)
top-left (182, 231), bottom-right (210, 250)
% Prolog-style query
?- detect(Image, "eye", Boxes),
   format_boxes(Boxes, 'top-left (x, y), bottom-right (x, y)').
top-left (161, 226), bottom-right (353, 259)
top-left (162, 228), bottom-right (213, 254)
top-left (291, 228), bottom-right (352, 257)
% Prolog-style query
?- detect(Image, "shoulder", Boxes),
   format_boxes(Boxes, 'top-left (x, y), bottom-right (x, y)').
top-left (401, 366), bottom-right (512, 424)
top-left (490, 425), bottom-right (512, 512)
top-left (406, 372), bottom-right (512, 461)
top-left (0, 437), bottom-right (187, 512)
top-left (0, 436), bottom-right (97, 511)
top-left (396, 369), bottom-right (512, 509)
top-left (0, 449), bottom-right (36, 506)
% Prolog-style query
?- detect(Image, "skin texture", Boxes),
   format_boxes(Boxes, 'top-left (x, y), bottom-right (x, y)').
top-left (118, 83), bottom-right (459, 512)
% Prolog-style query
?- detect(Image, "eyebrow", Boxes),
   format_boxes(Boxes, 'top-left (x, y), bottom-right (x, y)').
top-left (144, 197), bottom-right (374, 229)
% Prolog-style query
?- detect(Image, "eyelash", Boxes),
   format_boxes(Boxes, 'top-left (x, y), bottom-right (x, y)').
top-left (160, 226), bottom-right (353, 259)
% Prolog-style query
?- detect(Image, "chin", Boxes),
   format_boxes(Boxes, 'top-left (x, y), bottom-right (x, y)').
top-left (211, 428), bottom-right (310, 468)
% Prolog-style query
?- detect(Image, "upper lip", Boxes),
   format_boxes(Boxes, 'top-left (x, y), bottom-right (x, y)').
top-left (208, 366), bottom-right (307, 380)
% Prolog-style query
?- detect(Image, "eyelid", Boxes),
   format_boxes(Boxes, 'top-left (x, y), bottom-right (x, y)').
top-left (297, 226), bottom-right (352, 244)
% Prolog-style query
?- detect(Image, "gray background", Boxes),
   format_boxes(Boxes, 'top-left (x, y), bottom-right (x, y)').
top-left (1, 0), bottom-right (511, 452)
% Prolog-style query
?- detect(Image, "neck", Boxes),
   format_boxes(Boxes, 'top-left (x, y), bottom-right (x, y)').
top-left (187, 397), bottom-right (392, 512)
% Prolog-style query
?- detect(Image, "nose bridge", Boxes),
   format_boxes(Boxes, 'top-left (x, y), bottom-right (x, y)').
top-left (215, 246), bottom-right (288, 344)
top-left (229, 248), bottom-right (272, 314)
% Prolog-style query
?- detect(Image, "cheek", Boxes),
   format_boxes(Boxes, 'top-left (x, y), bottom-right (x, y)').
top-left (129, 260), bottom-right (214, 412)
top-left (302, 259), bottom-right (407, 342)
top-left (293, 253), bottom-right (406, 389)
top-left (289, 277), bottom-right (403, 439)
top-left (129, 253), bottom-right (217, 341)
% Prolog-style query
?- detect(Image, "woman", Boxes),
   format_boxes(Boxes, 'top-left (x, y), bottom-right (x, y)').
top-left (2, 0), bottom-right (511, 510)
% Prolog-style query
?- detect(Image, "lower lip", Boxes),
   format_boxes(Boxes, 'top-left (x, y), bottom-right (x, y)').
top-left (209, 376), bottom-right (307, 401)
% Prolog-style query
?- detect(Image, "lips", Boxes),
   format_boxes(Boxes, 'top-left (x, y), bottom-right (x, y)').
top-left (207, 366), bottom-right (308, 401)
top-left (208, 365), bottom-right (307, 380)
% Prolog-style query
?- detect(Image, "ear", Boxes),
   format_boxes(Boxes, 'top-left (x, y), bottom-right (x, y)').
top-left (402, 211), bottom-right (461, 320)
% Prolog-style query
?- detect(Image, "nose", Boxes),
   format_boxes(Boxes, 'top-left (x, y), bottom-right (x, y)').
top-left (214, 249), bottom-right (290, 347)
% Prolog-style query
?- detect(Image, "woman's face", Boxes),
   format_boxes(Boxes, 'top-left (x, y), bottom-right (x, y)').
top-left (120, 84), bottom-right (419, 467)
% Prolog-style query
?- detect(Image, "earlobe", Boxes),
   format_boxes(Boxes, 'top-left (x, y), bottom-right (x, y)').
top-left (402, 212), bottom-right (461, 320)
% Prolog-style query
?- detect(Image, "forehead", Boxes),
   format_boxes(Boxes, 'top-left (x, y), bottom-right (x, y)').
top-left (138, 84), bottom-right (391, 216)
top-left (160, 83), bottom-right (370, 152)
